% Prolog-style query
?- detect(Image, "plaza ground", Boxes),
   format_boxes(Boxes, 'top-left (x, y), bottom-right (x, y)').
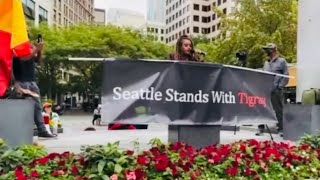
top-left (38, 112), bottom-right (283, 153)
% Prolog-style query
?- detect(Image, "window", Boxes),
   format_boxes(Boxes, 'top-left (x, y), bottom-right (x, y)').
top-left (161, 36), bottom-right (164, 41)
top-left (218, 0), bottom-right (221, 6)
top-left (193, 15), bottom-right (199, 22)
top-left (161, 29), bottom-right (164, 34)
top-left (26, 0), bottom-right (35, 10)
top-left (53, 10), bottom-right (57, 21)
top-left (193, 27), bottom-right (199, 33)
top-left (223, 0), bottom-right (227, 3)
top-left (202, 5), bottom-right (210, 12)
top-left (187, 27), bottom-right (190, 33)
top-left (217, 23), bottom-right (221, 30)
top-left (202, 16), bottom-right (211, 23)
top-left (193, 4), bottom-right (199, 10)
top-left (212, 14), bottom-right (216, 20)
top-left (39, 6), bottom-right (48, 19)
top-left (223, 8), bottom-right (227, 14)
top-left (212, 25), bottom-right (216, 32)
top-left (202, 28), bottom-right (210, 34)
top-left (58, 13), bottom-right (61, 24)
top-left (213, 2), bottom-right (216, 7)
top-left (179, 21), bottom-right (182, 26)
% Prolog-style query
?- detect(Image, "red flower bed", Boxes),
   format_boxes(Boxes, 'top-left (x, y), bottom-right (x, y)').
top-left (1, 139), bottom-right (320, 179)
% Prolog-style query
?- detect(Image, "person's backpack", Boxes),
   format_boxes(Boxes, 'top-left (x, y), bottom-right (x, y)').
top-left (302, 88), bottom-right (320, 105)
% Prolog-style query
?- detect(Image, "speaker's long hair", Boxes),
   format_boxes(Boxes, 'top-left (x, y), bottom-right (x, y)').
top-left (176, 35), bottom-right (194, 56)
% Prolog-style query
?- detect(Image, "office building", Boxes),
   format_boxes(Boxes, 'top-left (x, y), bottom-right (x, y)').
top-left (94, 8), bottom-right (106, 25)
top-left (107, 8), bottom-right (146, 29)
top-left (146, 0), bottom-right (166, 42)
top-left (165, 0), bottom-right (236, 44)
top-left (52, 0), bottom-right (95, 27)
top-left (22, 0), bottom-right (53, 26)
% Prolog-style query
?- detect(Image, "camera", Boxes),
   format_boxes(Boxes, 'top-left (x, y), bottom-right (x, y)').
top-left (236, 51), bottom-right (247, 67)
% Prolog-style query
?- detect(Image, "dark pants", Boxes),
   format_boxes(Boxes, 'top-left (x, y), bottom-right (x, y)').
top-left (92, 114), bottom-right (101, 125)
top-left (258, 89), bottom-right (284, 132)
top-left (16, 81), bottom-right (47, 133)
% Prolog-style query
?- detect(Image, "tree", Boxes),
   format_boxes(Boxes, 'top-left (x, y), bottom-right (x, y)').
top-left (197, 0), bottom-right (297, 68)
top-left (28, 24), bottom-right (172, 100)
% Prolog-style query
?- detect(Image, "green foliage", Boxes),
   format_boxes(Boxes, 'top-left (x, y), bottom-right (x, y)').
top-left (28, 24), bottom-right (172, 99)
top-left (0, 144), bottom-right (47, 174)
top-left (198, 0), bottom-right (297, 68)
top-left (81, 142), bottom-right (134, 180)
top-left (301, 133), bottom-right (320, 149)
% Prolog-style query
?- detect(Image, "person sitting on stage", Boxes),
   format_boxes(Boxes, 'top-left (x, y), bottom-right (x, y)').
top-left (169, 35), bottom-right (203, 62)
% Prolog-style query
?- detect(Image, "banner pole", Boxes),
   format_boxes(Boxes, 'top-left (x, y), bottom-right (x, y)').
top-left (68, 57), bottom-right (294, 79)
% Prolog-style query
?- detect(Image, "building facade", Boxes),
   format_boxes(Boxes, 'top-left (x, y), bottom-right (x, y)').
top-left (107, 8), bottom-right (146, 29)
top-left (146, 0), bottom-right (166, 42)
top-left (52, 0), bottom-right (95, 27)
top-left (22, 0), bottom-right (53, 26)
top-left (94, 8), bottom-right (106, 25)
top-left (165, 0), bottom-right (236, 44)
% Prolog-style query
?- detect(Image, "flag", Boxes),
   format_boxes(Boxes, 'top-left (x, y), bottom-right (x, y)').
top-left (0, 0), bottom-right (32, 96)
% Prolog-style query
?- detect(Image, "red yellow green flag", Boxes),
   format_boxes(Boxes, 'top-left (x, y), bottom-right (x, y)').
top-left (0, 0), bottom-right (32, 96)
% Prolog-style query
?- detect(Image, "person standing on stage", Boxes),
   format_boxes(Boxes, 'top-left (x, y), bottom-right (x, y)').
top-left (256, 43), bottom-right (289, 136)
top-left (169, 35), bottom-right (203, 62)
top-left (13, 36), bottom-right (56, 138)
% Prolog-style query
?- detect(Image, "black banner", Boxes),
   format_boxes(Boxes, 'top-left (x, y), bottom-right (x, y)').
top-left (102, 60), bottom-right (277, 125)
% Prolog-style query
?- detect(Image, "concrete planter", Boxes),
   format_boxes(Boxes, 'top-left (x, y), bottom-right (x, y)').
top-left (283, 104), bottom-right (320, 141)
top-left (168, 125), bottom-right (221, 149)
top-left (0, 99), bottom-right (34, 147)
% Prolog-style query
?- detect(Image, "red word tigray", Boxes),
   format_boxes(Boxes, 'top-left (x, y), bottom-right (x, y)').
top-left (238, 92), bottom-right (266, 108)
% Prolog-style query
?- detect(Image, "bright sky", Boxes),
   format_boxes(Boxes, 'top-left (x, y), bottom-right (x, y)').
top-left (94, 0), bottom-right (147, 16)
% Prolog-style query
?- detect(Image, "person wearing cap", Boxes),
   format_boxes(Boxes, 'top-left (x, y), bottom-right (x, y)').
top-left (92, 104), bottom-right (102, 125)
top-left (43, 102), bottom-right (61, 135)
top-left (256, 43), bottom-right (289, 136)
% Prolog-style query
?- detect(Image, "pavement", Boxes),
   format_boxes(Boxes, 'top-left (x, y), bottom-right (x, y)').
top-left (37, 112), bottom-right (285, 153)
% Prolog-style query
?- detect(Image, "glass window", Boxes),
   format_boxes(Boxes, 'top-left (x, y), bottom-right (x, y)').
top-left (39, 6), bottom-right (48, 19)
top-left (27, 0), bottom-right (35, 10)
